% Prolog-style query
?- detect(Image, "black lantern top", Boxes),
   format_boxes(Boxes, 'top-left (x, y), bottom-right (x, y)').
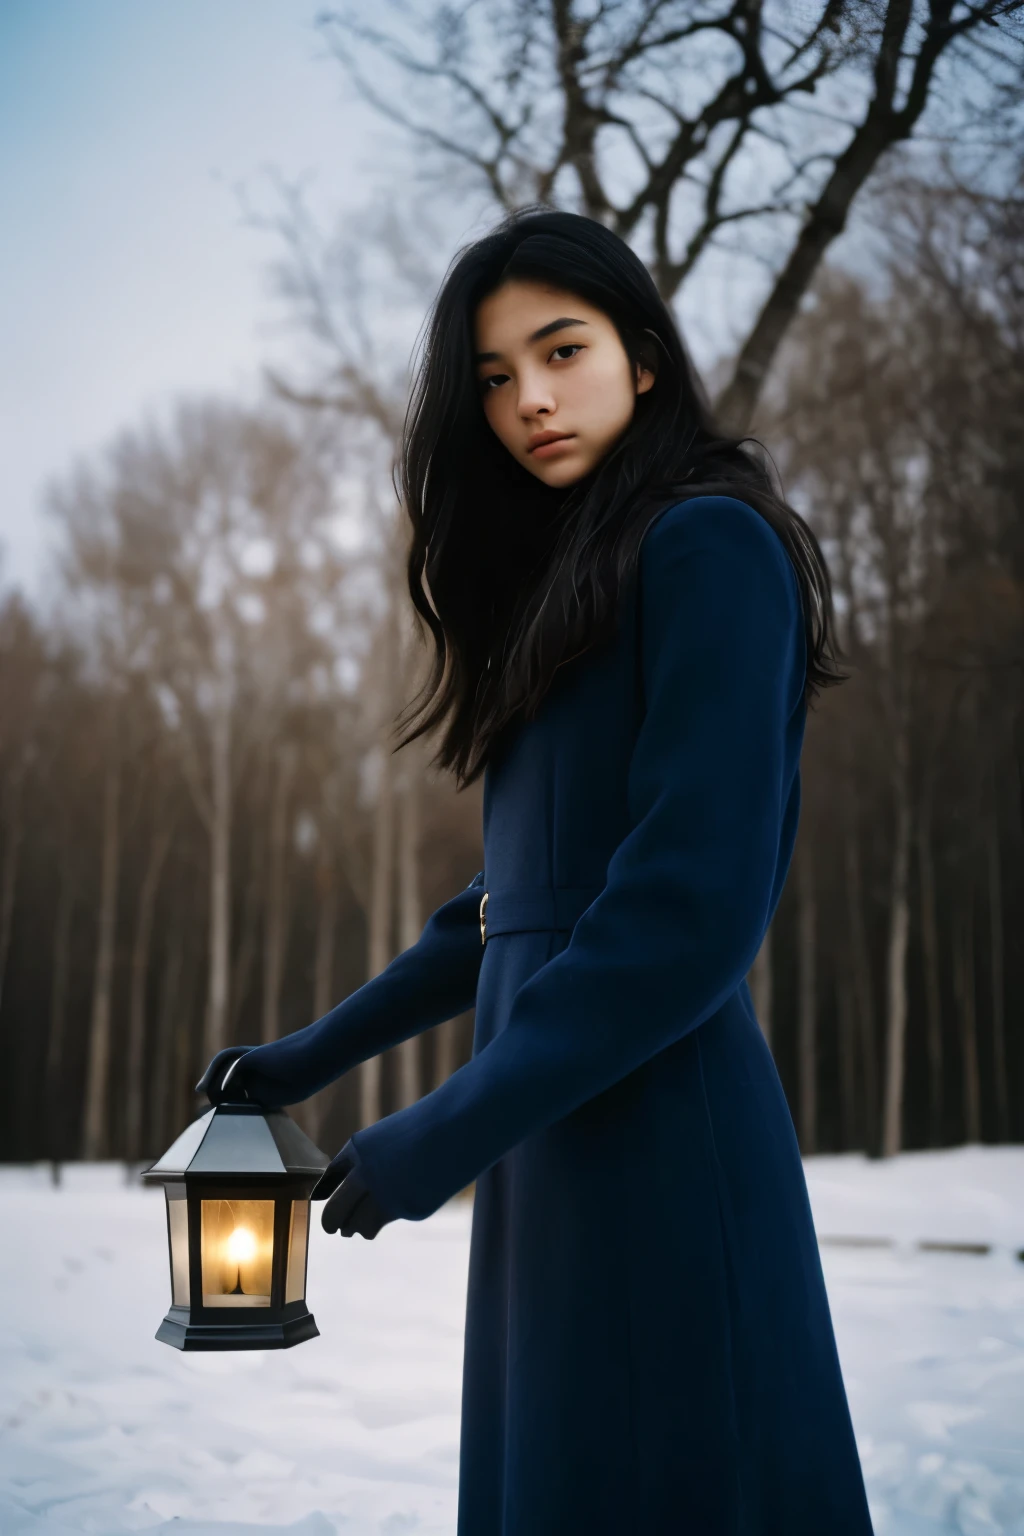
top-left (146, 1102), bottom-right (328, 1181)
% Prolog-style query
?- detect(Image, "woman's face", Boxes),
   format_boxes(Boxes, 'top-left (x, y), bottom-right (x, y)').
top-left (473, 279), bottom-right (655, 488)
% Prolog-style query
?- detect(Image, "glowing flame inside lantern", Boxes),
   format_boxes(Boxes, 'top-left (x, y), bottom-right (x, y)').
top-left (226, 1227), bottom-right (257, 1264)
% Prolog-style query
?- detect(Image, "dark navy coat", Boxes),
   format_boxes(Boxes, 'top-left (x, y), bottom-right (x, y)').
top-left (241, 496), bottom-right (875, 1535)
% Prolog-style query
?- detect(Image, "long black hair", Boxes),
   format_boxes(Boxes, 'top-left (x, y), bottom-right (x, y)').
top-left (396, 206), bottom-right (844, 787)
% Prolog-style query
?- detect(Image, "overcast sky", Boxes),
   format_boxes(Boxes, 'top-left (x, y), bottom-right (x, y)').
top-left (0, 1), bottom-right (386, 590)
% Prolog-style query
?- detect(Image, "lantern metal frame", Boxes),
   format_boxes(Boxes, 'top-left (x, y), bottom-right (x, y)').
top-left (144, 1100), bottom-right (329, 1351)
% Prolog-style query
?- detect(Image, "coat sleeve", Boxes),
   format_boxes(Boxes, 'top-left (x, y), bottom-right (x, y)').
top-left (348, 496), bottom-right (807, 1220)
top-left (226, 871), bottom-right (486, 1107)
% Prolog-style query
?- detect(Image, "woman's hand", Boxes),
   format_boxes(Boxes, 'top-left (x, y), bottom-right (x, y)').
top-left (312, 1139), bottom-right (396, 1240)
top-left (195, 1045), bottom-right (258, 1105)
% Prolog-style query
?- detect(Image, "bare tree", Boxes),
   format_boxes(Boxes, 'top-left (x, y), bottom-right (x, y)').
top-left (796, 832), bottom-right (818, 1153)
top-left (81, 736), bottom-right (120, 1160)
top-left (262, 742), bottom-right (298, 1043)
top-left (394, 743), bottom-right (424, 1108)
top-left (125, 787), bottom-right (175, 1160)
top-left (48, 396), bottom-right (352, 1082)
top-left (0, 745), bottom-right (29, 1020)
top-left (0, 598), bottom-right (45, 1018)
top-left (954, 874), bottom-right (982, 1142)
top-left (315, 0), bottom-right (1023, 430)
top-left (916, 775), bottom-right (945, 1143)
top-left (45, 863), bottom-right (78, 1155)
top-left (230, 751), bottom-right (270, 1032)
top-left (361, 618), bottom-right (399, 1127)
top-left (985, 784), bottom-right (1009, 1141)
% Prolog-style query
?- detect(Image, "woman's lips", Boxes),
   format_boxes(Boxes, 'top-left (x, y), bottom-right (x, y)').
top-left (529, 435), bottom-right (576, 458)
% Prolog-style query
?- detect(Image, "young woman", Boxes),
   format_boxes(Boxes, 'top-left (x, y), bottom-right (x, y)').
top-left (198, 208), bottom-right (875, 1535)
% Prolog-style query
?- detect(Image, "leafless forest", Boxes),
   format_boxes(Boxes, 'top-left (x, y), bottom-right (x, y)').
top-left (0, 2), bottom-right (1021, 1165)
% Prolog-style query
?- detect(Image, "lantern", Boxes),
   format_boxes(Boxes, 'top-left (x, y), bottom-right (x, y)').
top-left (143, 1100), bottom-right (329, 1351)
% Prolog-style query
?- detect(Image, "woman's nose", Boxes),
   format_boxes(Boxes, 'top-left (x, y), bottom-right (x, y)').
top-left (517, 369), bottom-right (557, 419)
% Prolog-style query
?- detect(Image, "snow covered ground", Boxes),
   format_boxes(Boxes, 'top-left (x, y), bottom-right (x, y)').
top-left (0, 1147), bottom-right (1021, 1535)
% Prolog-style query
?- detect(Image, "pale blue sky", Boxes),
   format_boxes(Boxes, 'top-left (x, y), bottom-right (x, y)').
top-left (0, 1), bottom-right (381, 587)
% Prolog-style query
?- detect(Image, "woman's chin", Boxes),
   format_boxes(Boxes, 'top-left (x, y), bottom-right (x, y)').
top-left (526, 452), bottom-right (591, 488)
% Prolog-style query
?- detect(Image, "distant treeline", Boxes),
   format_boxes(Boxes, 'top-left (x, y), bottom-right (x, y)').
top-left (0, 184), bottom-right (1020, 1164)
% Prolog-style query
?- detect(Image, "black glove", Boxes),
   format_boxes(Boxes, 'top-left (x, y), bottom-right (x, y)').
top-left (312, 1138), bottom-right (396, 1240)
top-left (195, 1045), bottom-right (258, 1105)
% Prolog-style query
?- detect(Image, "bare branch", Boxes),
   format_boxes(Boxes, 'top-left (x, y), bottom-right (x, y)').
top-left (717, 0), bottom-right (1023, 430)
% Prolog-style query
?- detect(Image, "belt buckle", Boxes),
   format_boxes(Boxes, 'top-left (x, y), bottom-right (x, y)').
top-left (479, 890), bottom-right (488, 946)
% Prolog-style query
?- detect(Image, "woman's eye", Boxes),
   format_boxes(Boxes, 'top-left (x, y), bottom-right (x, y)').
top-left (480, 373), bottom-right (509, 392)
top-left (551, 344), bottom-right (583, 361)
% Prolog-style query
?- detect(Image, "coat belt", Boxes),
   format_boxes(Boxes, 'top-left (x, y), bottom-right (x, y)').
top-left (479, 885), bottom-right (604, 944)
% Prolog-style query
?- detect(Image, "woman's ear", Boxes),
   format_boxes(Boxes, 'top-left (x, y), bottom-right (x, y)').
top-left (636, 328), bottom-right (661, 395)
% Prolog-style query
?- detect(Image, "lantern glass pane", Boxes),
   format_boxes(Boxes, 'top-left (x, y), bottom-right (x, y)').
top-left (166, 1188), bottom-right (190, 1306)
top-left (201, 1198), bottom-right (274, 1307)
top-left (285, 1199), bottom-right (310, 1304)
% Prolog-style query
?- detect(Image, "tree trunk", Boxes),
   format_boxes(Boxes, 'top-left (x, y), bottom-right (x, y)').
top-left (841, 725), bottom-right (877, 1152)
top-left (45, 867), bottom-right (77, 1158)
top-left (846, 825), bottom-right (878, 1154)
top-left (916, 794), bottom-right (944, 1146)
top-left (154, 925), bottom-right (184, 1150)
top-left (262, 744), bottom-right (297, 1044)
top-left (986, 803), bottom-right (1008, 1142)
top-left (300, 846), bottom-right (339, 1144)
top-left (230, 784), bottom-right (268, 1033)
top-left (797, 836), bottom-right (817, 1155)
top-left (82, 756), bottom-right (121, 1160)
top-left (955, 882), bottom-right (982, 1144)
top-left (837, 974), bottom-right (858, 1151)
top-left (314, 847), bottom-right (338, 1022)
top-left (0, 754), bottom-right (27, 1018)
top-left (205, 704), bottom-right (232, 1060)
top-left (748, 927), bottom-right (773, 1049)
top-left (881, 784), bottom-right (912, 1159)
top-left (361, 733), bottom-right (395, 1127)
top-left (395, 751), bottom-right (422, 1109)
top-left (173, 942), bottom-right (203, 1144)
top-left (125, 816), bottom-right (173, 1159)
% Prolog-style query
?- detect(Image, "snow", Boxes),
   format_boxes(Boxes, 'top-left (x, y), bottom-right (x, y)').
top-left (802, 1151), bottom-right (1024, 1536)
top-left (0, 1148), bottom-right (1021, 1535)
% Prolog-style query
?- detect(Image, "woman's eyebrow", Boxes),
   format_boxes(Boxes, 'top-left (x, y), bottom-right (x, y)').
top-left (474, 316), bottom-right (589, 364)
top-left (528, 315), bottom-right (589, 344)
